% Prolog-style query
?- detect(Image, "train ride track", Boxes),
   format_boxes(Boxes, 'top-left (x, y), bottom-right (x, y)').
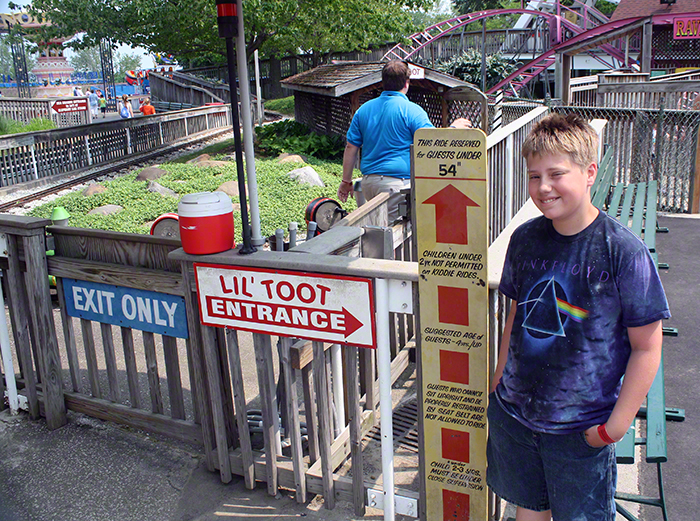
top-left (0, 127), bottom-right (233, 213)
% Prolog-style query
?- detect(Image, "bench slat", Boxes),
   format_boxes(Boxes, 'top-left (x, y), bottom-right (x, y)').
top-left (630, 182), bottom-right (646, 237)
top-left (645, 180), bottom-right (658, 253)
top-left (646, 354), bottom-right (667, 463)
top-left (616, 424), bottom-right (636, 464)
top-left (617, 184), bottom-right (636, 226)
top-left (607, 184), bottom-right (625, 218)
top-left (592, 148), bottom-right (615, 209)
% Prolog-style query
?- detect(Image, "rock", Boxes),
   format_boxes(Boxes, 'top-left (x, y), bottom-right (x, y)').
top-left (88, 204), bottom-right (123, 216)
top-left (193, 160), bottom-right (231, 168)
top-left (278, 153), bottom-right (307, 164)
top-left (287, 166), bottom-right (324, 187)
top-left (136, 167), bottom-right (168, 181)
top-left (216, 180), bottom-right (240, 198)
top-left (147, 181), bottom-right (178, 198)
top-left (186, 154), bottom-right (211, 163)
top-left (82, 184), bottom-right (107, 196)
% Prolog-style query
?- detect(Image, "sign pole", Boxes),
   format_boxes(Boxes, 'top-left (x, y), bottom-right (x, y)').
top-left (216, 0), bottom-right (256, 254)
top-left (375, 278), bottom-right (395, 521)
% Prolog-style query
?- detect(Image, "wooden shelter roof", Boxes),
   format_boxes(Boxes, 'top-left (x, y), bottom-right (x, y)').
top-left (611, 0), bottom-right (700, 21)
top-left (281, 61), bottom-right (467, 97)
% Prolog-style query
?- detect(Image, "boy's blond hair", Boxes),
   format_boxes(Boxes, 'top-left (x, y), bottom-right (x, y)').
top-left (522, 113), bottom-right (598, 168)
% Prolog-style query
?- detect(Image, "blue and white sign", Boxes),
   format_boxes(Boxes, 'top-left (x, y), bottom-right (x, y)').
top-left (62, 278), bottom-right (189, 339)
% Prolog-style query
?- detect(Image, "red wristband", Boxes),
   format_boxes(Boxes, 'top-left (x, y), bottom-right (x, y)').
top-left (597, 423), bottom-right (616, 445)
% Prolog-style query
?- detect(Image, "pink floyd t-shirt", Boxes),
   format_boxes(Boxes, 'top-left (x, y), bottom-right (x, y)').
top-left (496, 210), bottom-right (670, 433)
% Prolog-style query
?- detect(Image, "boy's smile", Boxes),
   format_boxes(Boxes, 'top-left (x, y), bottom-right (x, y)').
top-left (527, 152), bottom-right (599, 236)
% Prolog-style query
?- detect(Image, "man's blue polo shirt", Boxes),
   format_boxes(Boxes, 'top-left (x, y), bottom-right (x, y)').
top-left (346, 91), bottom-right (433, 179)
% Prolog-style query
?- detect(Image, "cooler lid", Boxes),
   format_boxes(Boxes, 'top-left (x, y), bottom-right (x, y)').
top-left (178, 192), bottom-right (233, 218)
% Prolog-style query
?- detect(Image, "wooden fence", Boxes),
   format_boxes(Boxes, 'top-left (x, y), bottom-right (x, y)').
top-left (597, 79), bottom-right (700, 110)
top-left (0, 104), bottom-right (230, 189)
top-left (0, 97), bottom-right (91, 127)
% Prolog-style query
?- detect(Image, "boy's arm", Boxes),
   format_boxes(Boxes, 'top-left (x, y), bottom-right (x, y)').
top-left (585, 320), bottom-right (663, 446)
top-left (490, 299), bottom-right (517, 393)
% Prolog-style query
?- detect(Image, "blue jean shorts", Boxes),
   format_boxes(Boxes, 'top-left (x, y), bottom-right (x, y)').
top-left (487, 395), bottom-right (617, 520)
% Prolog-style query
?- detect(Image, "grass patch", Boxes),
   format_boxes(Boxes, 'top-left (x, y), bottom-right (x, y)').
top-left (264, 96), bottom-right (294, 116)
top-left (29, 156), bottom-right (359, 242)
top-left (0, 116), bottom-right (56, 136)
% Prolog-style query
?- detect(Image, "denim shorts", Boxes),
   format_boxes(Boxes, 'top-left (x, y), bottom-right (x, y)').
top-left (487, 395), bottom-right (617, 520)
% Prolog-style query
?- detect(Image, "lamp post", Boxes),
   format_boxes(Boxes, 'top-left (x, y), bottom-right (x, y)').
top-left (216, 0), bottom-right (256, 254)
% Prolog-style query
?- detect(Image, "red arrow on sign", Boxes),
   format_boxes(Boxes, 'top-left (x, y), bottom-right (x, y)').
top-left (205, 296), bottom-right (364, 339)
top-left (423, 185), bottom-right (480, 245)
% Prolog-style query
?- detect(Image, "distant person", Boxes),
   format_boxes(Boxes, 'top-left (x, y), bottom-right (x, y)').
top-left (98, 93), bottom-right (107, 118)
top-left (119, 94), bottom-right (134, 119)
top-left (88, 88), bottom-right (99, 118)
top-left (73, 85), bottom-right (83, 97)
top-left (139, 98), bottom-right (156, 116)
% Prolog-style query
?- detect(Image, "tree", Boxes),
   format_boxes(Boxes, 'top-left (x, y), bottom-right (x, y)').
top-left (0, 34), bottom-right (38, 79)
top-left (68, 46), bottom-right (101, 72)
top-left (18, 0), bottom-right (435, 65)
top-left (114, 51), bottom-right (142, 82)
top-left (453, 0), bottom-right (501, 15)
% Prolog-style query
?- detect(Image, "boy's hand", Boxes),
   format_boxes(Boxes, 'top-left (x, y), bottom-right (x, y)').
top-left (584, 425), bottom-right (608, 447)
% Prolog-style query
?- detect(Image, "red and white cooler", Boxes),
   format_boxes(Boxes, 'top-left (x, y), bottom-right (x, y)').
top-left (178, 192), bottom-right (235, 254)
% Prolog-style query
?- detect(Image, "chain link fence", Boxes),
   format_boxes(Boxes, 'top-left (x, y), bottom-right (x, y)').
top-left (555, 105), bottom-right (700, 213)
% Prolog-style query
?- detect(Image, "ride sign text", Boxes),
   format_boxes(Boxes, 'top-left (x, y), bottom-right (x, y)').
top-left (194, 263), bottom-right (376, 347)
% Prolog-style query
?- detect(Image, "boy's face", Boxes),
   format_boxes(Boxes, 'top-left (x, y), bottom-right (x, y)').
top-left (527, 152), bottom-right (598, 235)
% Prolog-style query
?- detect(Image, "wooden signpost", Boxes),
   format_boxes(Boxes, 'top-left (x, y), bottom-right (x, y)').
top-left (413, 128), bottom-right (489, 521)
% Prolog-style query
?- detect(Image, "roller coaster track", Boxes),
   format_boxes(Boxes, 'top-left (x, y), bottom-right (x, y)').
top-left (383, 5), bottom-right (636, 97)
top-left (487, 16), bottom-right (647, 96)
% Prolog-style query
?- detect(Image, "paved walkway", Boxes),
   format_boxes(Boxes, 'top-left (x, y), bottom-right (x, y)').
top-left (0, 214), bottom-right (697, 521)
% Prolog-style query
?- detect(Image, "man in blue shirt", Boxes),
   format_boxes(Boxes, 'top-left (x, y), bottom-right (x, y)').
top-left (337, 60), bottom-right (470, 223)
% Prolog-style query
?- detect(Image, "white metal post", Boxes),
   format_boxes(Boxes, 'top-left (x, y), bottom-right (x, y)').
top-left (236, 0), bottom-right (265, 247)
top-left (505, 134), bottom-right (514, 222)
top-left (375, 278), bottom-right (395, 521)
top-left (330, 343), bottom-right (345, 435)
top-left (0, 272), bottom-right (19, 415)
top-left (254, 50), bottom-right (263, 125)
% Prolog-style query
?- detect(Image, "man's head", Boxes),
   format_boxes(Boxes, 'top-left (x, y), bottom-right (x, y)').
top-left (522, 113), bottom-right (598, 169)
top-left (382, 60), bottom-right (410, 92)
top-left (523, 113), bottom-right (600, 235)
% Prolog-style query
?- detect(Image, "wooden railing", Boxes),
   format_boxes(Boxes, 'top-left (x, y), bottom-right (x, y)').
top-left (0, 104), bottom-right (230, 188)
top-left (0, 96), bottom-right (91, 127)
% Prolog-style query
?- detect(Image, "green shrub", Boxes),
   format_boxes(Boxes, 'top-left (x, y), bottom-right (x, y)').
top-left (255, 120), bottom-right (344, 160)
top-left (264, 96), bottom-right (295, 116)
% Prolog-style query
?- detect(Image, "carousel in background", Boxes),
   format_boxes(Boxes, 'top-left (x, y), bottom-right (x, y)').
top-left (0, 11), bottom-right (78, 97)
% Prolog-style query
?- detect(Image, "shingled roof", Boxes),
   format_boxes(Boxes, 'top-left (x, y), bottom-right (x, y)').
top-left (611, 0), bottom-right (700, 21)
top-left (281, 61), bottom-right (466, 97)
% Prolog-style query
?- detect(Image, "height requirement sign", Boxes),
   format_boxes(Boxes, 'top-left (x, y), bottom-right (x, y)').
top-left (413, 128), bottom-right (488, 520)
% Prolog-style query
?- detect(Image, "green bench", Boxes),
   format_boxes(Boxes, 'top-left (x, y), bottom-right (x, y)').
top-left (614, 356), bottom-right (685, 521)
top-left (595, 175), bottom-right (685, 521)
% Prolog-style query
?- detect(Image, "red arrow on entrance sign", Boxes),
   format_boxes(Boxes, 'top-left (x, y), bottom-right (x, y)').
top-left (205, 296), bottom-right (364, 339)
top-left (422, 185), bottom-right (480, 245)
